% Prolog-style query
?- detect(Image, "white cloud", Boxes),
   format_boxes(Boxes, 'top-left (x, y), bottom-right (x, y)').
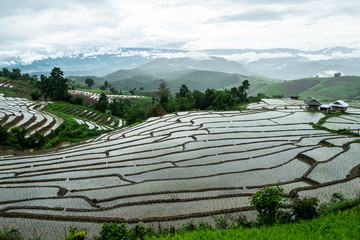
top-left (0, 0), bottom-right (359, 63)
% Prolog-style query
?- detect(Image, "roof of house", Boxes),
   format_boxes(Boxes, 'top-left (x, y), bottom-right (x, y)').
top-left (304, 97), bottom-right (322, 106)
top-left (320, 104), bottom-right (331, 108)
top-left (330, 100), bottom-right (349, 108)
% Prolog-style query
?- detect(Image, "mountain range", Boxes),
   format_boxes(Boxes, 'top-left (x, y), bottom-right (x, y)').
top-left (1, 47), bottom-right (360, 80)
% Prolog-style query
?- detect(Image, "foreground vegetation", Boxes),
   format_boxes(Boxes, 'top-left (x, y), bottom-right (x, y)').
top-left (1, 188), bottom-right (359, 240)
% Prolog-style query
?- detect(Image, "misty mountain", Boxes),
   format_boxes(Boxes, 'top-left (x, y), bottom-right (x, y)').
top-left (1, 46), bottom-right (360, 80)
top-left (98, 57), bottom-right (265, 92)
top-left (137, 57), bottom-right (254, 77)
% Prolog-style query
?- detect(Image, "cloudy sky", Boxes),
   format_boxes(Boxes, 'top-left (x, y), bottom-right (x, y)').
top-left (1, 0), bottom-right (360, 62)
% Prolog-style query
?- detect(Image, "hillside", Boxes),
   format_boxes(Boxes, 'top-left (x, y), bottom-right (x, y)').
top-left (137, 57), bottom-right (254, 76)
top-left (256, 76), bottom-right (360, 100)
top-left (96, 57), bottom-right (271, 92)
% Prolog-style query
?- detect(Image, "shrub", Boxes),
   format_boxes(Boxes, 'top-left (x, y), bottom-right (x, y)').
top-left (0, 227), bottom-right (22, 240)
top-left (250, 186), bottom-right (286, 225)
top-left (197, 221), bottom-right (213, 231)
top-left (179, 220), bottom-right (197, 232)
top-left (65, 226), bottom-right (86, 240)
top-left (129, 222), bottom-right (155, 240)
top-left (30, 90), bottom-right (42, 100)
top-left (232, 215), bottom-right (252, 229)
top-left (212, 216), bottom-right (229, 230)
top-left (100, 222), bottom-right (130, 240)
top-left (73, 97), bottom-right (83, 105)
top-left (292, 197), bottom-right (319, 221)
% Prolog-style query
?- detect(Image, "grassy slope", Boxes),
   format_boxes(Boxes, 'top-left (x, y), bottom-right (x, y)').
top-left (149, 205), bottom-right (360, 240)
top-left (300, 76), bottom-right (360, 100)
top-left (256, 76), bottom-right (360, 100)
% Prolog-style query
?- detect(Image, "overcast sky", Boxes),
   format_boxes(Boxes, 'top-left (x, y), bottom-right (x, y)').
top-left (1, 0), bottom-right (360, 61)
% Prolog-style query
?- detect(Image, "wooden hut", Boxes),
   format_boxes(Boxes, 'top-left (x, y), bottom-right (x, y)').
top-left (330, 100), bottom-right (349, 112)
top-left (304, 97), bottom-right (322, 111)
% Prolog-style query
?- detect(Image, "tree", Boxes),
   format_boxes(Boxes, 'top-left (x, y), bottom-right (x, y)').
top-left (124, 104), bottom-right (148, 125)
top-left (176, 84), bottom-right (190, 98)
top-left (250, 186), bottom-right (286, 225)
top-left (237, 79), bottom-right (250, 103)
top-left (100, 222), bottom-right (130, 240)
top-left (39, 67), bottom-right (71, 101)
top-left (104, 81), bottom-right (109, 89)
top-left (203, 89), bottom-right (217, 109)
top-left (193, 90), bottom-right (205, 109)
top-left (1, 68), bottom-right (10, 78)
top-left (95, 93), bottom-right (109, 113)
top-left (292, 197), bottom-right (319, 221)
top-left (156, 82), bottom-right (171, 109)
top-left (85, 78), bottom-right (95, 89)
top-left (10, 68), bottom-right (21, 79)
top-left (110, 87), bottom-right (118, 95)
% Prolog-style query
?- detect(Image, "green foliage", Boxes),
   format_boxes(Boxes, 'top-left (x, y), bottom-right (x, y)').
top-left (124, 104), bottom-right (148, 125)
top-left (232, 215), bottom-right (252, 229)
top-left (311, 113), bottom-right (360, 137)
top-left (30, 90), bottom-right (42, 100)
top-left (65, 226), bottom-right (87, 240)
top-left (179, 221), bottom-right (197, 232)
top-left (39, 67), bottom-right (71, 101)
top-left (73, 97), bottom-right (84, 105)
top-left (99, 222), bottom-right (130, 240)
top-left (129, 222), bottom-right (156, 240)
top-left (176, 84), bottom-right (190, 98)
top-left (212, 216), bottom-right (229, 230)
top-left (319, 193), bottom-right (360, 216)
top-left (250, 186), bottom-right (286, 225)
top-left (157, 82), bottom-right (171, 110)
top-left (292, 197), bottom-right (319, 221)
top-left (147, 204), bottom-right (360, 239)
top-left (0, 227), bottom-right (22, 240)
top-left (95, 93), bottom-right (109, 113)
top-left (85, 78), bottom-right (95, 89)
top-left (0, 125), bottom-right (46, 150)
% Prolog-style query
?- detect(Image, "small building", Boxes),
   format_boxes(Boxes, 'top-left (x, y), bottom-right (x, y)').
top-left (290, 95), bottom-right (299, 100)
top-left (320, 104), bottom-right (331, 113)
top-left (304, 97), bottom-right (322, 111)
top-left (330, 100), bottom-right (349, 112)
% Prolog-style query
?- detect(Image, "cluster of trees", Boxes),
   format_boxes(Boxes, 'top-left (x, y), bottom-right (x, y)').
top-left (91, 80), bottom-right (257, 126)
top-left (94, 93), bottom-right (147, 125)
top-left (30, 67), bottom-right (85, 106)
top-left (0, 68), bottom-right (38, 81)
top-left (156, 80), bottom-right (251, 113)
top-left (85, 78), bottom-right (121, 95)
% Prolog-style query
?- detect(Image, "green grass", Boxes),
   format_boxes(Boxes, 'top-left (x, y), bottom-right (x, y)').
top-left (148, 204), bottom-right (360, 240)
top-left (0, 87), bottom-right (18, 97)
top-left (44, 101), bottom-right (120, 127)
top-left (257, 82), bottom-right (289, 97)
top-left (257, 76), bottom-right (360, 100)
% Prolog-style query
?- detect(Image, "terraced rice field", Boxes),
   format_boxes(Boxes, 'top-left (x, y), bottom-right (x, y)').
top-left (0, 94), bottom-right (63, 136)
top-left (324, 114), bottom-right (360, 134)
top-left (68, 90), bottom-right (145, 101)
top-left (0, 98), bottom-right (359, 239)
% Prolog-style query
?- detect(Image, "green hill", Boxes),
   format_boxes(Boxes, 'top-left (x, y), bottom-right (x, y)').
top-left (256, 76), bottom-right (360, 100)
